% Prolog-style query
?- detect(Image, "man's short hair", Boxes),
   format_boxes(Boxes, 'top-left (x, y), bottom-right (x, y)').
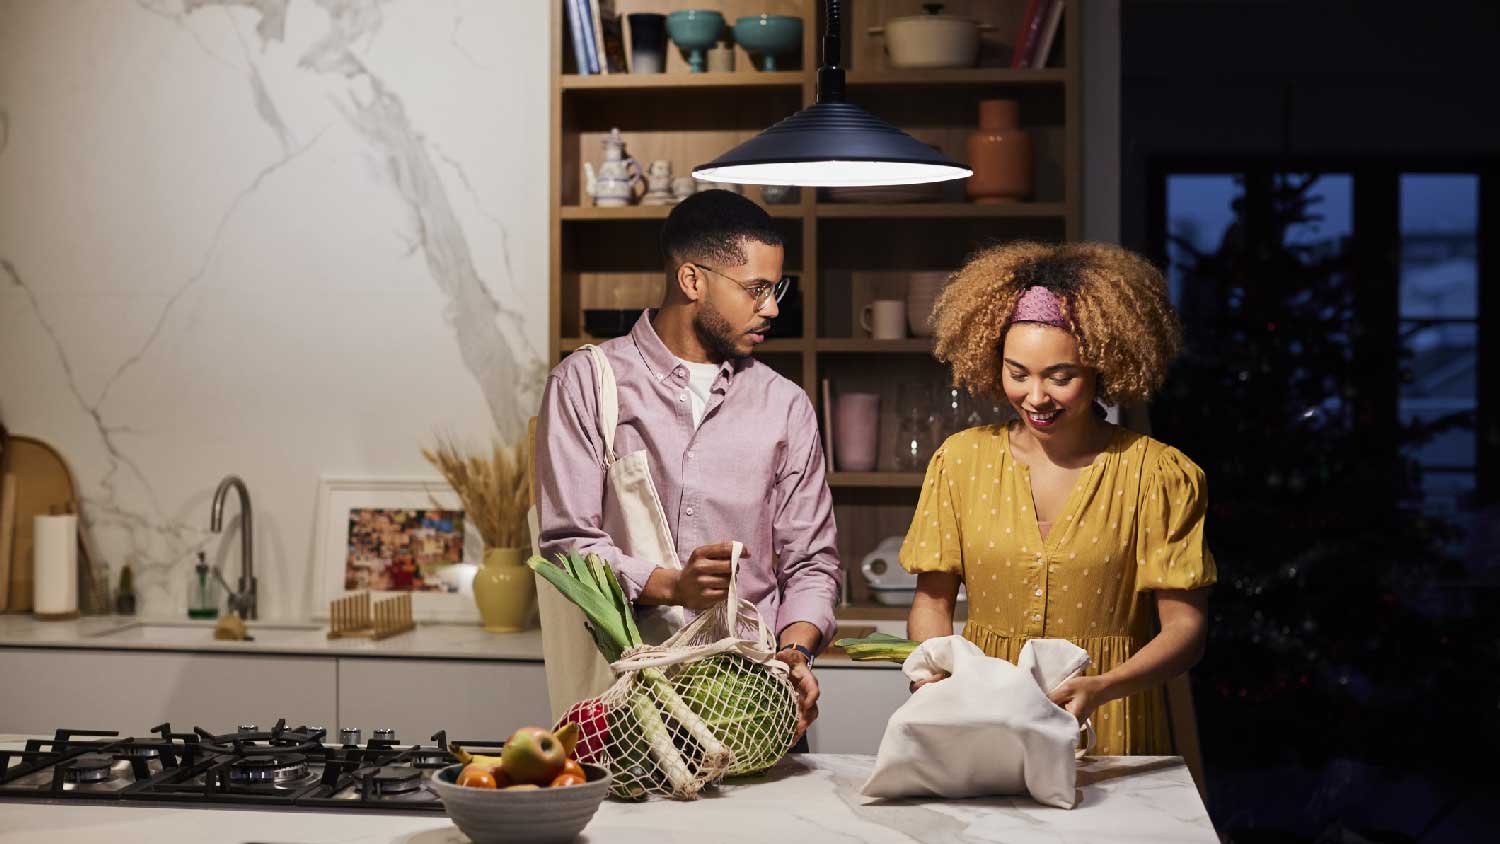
top-left (660, 189), bottom-right (784, 268)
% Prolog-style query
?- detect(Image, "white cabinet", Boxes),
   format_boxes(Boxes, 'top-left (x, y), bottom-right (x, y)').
top-left (0, 648), bottom-right (338, 735)
top-left (804, 666), bottom-right (908, 755)
top-left (336, 658), bottom-right (551, 742)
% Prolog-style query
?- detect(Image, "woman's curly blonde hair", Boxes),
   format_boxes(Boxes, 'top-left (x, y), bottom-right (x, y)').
top-left (929, 241), bottom-right (1182, 405)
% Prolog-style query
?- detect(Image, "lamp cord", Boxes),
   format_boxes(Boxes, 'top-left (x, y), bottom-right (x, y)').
top-left (817, 0), bottom-right (846, 103)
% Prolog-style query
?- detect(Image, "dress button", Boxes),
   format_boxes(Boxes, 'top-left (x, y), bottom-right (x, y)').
top-left (679, 394), bottom-right (688, 402)
top-left (687, 450), bottom-right (695, 459)
top-left (1033, 614), bottom-right (1041, 622)
top-left (1034, 588), bottom-right (1043, 597)
top-left (685, 506), bottom-right (695, 516)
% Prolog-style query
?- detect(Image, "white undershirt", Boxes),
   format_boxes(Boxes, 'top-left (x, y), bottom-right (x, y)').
top-left (679, 359), bottom-right (720, 428)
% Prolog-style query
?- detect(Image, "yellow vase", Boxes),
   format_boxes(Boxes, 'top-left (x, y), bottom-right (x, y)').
top-left (472, 547), bottom-right (536, 633)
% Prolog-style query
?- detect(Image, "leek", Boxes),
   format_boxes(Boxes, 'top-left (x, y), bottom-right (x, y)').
top-left (833, 631), bottom-right (921, 663)
top-left (528, 550), bottom-right (730, 796)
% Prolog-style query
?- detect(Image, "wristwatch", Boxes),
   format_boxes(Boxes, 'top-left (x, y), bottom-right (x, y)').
top-left (777, 643), bottom-right (815, 667)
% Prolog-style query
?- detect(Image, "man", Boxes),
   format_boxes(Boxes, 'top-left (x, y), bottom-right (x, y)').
top-left (536, 190), bottom-right (841, 745)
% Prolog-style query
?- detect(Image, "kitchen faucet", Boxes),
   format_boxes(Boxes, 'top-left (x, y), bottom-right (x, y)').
top-left (210, 475), bottom-right (257, 620)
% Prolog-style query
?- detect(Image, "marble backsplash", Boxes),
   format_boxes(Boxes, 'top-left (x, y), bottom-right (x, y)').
top-left (0, 0), bottom-right (549, 619)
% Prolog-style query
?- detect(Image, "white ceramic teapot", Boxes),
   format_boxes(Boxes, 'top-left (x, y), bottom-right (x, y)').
top-left (584, 128), bottom-right (644, 207)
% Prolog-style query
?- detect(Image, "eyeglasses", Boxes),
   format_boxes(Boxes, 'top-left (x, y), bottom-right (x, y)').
top-left (691, 263), bottom-right (791, 311)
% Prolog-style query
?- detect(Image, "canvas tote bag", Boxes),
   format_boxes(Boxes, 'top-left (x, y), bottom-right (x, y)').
top-left (533, 344), bottom-right (687, 721)
top-left (862, 635), bottom-right (1094, 809)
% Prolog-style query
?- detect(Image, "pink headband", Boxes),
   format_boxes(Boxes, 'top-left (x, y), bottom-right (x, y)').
top-left (1008, 286), bottom-right (1070, 330)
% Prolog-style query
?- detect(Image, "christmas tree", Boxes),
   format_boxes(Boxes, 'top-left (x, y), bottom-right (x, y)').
top-left (1153, 173), bottom-right (1495, 769)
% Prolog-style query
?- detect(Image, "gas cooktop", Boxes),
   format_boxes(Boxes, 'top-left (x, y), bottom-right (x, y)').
top-left (0, 720), bottom-right (501, 812)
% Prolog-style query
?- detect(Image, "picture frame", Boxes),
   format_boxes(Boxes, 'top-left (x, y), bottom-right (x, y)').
top-left (312, 477), bottom-right (482, 623)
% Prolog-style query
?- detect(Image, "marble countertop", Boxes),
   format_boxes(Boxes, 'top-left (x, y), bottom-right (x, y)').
top-left (0, 615), bottom-right (906, 668)
top-left (0, 752), bottom-right (1215, 843)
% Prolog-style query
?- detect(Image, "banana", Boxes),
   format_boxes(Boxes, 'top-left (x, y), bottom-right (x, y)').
top-left (449, 742), bottom-right (504, 769)
top-left (554, 722), bottom-right (580, 757)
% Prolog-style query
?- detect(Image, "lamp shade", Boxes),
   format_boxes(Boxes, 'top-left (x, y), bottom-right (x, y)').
top-left (693, 101), bottom-right (971, 187)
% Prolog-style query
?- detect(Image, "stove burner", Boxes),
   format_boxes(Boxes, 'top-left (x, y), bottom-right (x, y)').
top-left (339, 728), bottom-right (362, 746)
top-left (116, 743), bottom-right (161, 760)
top-left (360, 766), bottom-right (422, 796)
top-left (64, 753), bottom-right (117, 784)
top-left (196, 721), bottom-right (323, 757)
top-left (226, 754), bottom-right (312, 788)
top-left (237, 725), bottom-right (259, 734)
top-left (371, 728), bottom-right (396, 743)
top-left (410, 749), bottom-right (452, 769)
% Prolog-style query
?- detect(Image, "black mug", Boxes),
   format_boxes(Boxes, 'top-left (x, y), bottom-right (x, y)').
top-left (628, 13), bottom-right (667, 73)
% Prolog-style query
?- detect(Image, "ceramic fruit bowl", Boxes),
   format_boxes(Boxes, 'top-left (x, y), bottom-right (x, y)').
top-left (666, 10), bottom-right (725, 73)
top-left (431, 761), bottom-right (611, 844)
top-left (733, 15), bottom-right (803, 71)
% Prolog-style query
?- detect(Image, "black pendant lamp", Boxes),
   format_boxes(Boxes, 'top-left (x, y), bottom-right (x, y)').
top-left (693, 0), bottom-right (972, 188)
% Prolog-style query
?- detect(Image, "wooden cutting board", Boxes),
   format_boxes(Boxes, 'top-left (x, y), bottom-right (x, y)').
top-left (3, 436), bottom-right (79, 612)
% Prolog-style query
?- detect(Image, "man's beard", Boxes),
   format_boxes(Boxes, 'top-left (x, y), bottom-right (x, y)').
top-left (693, 297), bottom-right (751, 361)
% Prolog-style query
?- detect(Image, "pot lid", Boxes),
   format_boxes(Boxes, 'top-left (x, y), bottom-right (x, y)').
top-left (887, 3), bottom-right (979, 26)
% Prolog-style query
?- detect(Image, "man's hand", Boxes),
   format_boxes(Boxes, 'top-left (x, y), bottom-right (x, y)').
top-left (639, 542), bottom-right (749, 609)
top-left (773, 647), bottom-right (820, 743)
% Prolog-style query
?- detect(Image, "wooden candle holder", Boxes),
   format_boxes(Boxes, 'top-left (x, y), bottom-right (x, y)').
top-left (327, 592), bottom-right (415, 641)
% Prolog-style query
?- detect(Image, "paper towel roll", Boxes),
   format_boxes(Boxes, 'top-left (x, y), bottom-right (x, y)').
top-left (33, 514), bottom-right (78, 618)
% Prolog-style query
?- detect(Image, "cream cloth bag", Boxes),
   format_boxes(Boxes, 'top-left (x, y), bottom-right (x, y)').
top-left (534, 345), bottom-right (688, 721)
top-left (862, 635), bottom-right (1093, 809)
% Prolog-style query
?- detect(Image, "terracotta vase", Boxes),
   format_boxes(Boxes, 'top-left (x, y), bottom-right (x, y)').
top-left (965, 99), bottom-right (1032, 204)
top-left (472, 547), bottom-right (536, 633)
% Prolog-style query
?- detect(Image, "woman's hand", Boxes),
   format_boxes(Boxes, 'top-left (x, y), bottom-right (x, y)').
top-left (1047, 674), bottom-right (1109, 723)
top-left (908, 671), bottom-right (949, 694)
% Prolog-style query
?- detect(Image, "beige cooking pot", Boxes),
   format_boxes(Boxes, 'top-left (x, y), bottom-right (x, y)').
top-left (867, 3), bottom-right (996, 69)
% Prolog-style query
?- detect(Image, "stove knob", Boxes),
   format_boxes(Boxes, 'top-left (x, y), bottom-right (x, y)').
top-left (339, 727), bottom-right (362, 745)
top-left (372, 728), bottom-right (396, 742)
top-left (237, 724), bottom-right (259, 734)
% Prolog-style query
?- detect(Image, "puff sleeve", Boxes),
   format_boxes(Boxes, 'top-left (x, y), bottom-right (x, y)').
top-left (899, 444), bottom-right (964, 576)
top-left (1135, 443), bottom-right (1217, 591)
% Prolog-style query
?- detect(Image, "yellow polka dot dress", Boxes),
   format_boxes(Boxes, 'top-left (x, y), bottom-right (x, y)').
top-left (899, 423), bottom-right (1216, 755)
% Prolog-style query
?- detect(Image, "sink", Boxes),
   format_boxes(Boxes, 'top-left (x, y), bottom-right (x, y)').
top-left (86, 621), bottom-right (322, 645)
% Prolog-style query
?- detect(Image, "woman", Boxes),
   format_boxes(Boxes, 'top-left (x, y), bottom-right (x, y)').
top-left (901, 241), bottom-right (1214, 756)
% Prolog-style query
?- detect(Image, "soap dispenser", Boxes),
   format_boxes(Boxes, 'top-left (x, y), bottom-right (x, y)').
top-left (189, 551), bottom-right (221, 619)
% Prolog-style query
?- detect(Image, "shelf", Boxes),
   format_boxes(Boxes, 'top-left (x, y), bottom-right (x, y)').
top-left (561, 71), bottom-right (805, 91)
top-left (845, 68), bottom-right (1068, 87)
top-left (815, 202), bottom-right (1067, 219)
top-left (561, 204), bottom-right (804, 220)
top-left (816, 339), bottom-right (935, 354)
top-left (827, 472), bottom-right (924, 489)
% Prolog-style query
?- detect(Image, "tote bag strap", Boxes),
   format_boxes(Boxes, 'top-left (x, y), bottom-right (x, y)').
top-left (579, 344), bottom-right (619, 463)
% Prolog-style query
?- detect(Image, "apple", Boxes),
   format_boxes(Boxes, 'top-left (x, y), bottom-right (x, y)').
top-left (500, 726), bottom-right (567, 785)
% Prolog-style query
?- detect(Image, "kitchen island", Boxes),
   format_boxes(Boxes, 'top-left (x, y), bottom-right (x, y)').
top-left (0, 753), bottom-right (1215, 843)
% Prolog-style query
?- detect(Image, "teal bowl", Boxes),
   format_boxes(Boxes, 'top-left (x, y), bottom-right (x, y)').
top-left (666, 10), bottom-right (726, 72)
top-left (733, 15), bottom-right (802, 71)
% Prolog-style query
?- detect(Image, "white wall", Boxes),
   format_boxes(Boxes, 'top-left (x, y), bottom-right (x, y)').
top-left (0, 0), bottom-right (550, 620)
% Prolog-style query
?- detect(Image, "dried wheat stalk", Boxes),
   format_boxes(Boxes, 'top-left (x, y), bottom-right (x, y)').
top-left (422, 436), bottom-right (530, 549)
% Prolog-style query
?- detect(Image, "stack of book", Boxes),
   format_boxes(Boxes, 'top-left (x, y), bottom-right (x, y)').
top-left (1009, 0), bottom-right (1066, 69)
top-left (564, 0), bottom-right (628, 74)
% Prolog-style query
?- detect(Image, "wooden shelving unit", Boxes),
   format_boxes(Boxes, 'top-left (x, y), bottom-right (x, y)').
top-left (550, 0), bottom-right (1081, 612)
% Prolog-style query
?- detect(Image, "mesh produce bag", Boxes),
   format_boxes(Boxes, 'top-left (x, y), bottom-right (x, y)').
top-left (554, 543), bottom-right (799, 800)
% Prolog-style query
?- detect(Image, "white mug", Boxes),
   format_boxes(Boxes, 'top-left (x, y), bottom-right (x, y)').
top-left (861, 299), bottom-right (907, 340)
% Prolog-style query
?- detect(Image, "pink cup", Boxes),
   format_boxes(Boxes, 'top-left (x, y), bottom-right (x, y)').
top-left (835, 393), bottom-right (881, 471)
